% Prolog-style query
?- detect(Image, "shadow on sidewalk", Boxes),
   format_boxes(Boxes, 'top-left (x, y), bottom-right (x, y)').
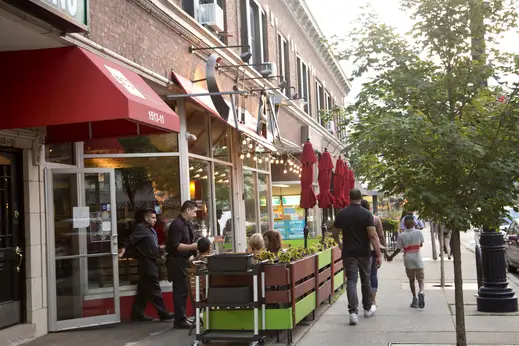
top-left (21, 321), bottom-right (194, 346)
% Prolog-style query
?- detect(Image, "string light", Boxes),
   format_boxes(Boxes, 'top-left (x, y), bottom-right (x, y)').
top-left (253, 156), bottom-right (257, 161)
top-left (248, 143), bottom-right (253, 149)
top-left (258, 158), bottom-right (263, 164)
top-left (283, 169), bottom-right (287, 174)
top-left (242, 139), bottom-right (247, 145)
top-left (246, 152), bottom-right (251, 158)
top-left (240, 153), bottom-right (245, 160)
top-left (275, 159), bottom-right (279, 164)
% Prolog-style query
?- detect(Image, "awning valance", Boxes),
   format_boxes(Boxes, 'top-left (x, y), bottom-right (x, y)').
top-left (0, 47), bottom-right (180, 143)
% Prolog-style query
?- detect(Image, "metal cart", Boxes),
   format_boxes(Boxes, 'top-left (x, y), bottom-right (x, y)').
top-left (192, 254), bottom-right (265, 346)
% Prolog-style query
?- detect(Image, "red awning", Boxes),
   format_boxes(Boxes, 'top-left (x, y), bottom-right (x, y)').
top-left (0, 47), bottom-right (180, 143)
top-left (170, 71), bottom-right (222, 120)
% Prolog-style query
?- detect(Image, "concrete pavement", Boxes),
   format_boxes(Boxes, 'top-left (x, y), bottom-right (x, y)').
top-left (296, 227), bottom-right (519, 346)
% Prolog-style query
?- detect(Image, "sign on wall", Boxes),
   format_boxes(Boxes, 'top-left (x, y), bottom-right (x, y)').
top-left (21, 0), bottom-right (89, 31)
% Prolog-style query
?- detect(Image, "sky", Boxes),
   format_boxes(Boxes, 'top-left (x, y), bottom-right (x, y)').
top-left (305, 0), bottom-right (519, 101)
top-left (305, 0), bottom-right (411, 101)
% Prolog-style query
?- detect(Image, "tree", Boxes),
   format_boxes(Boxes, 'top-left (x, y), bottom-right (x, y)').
top-left (333, 1), bottom-right (519, 345)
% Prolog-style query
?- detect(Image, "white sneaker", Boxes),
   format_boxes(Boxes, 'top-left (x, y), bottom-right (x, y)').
top-left (349, 313), bottom-right (359, 325)
top-left (364, 304), bottom-right (377, 318)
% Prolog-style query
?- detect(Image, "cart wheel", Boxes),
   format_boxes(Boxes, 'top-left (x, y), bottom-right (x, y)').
top-left (191, 341), bottom-right (199, 346)
top-left (202, 341), bottom-right (211, 344)
top-left (259, 338), bottom-right (265, 345)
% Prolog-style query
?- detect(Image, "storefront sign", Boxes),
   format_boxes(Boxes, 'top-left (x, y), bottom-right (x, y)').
top-left (33, 0), bottom-right (88, 28)
top-left (3, 0), bottom-right (90, 32)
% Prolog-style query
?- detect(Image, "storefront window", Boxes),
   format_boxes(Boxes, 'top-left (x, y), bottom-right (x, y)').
top-left (85, 157), bottom-right (181, 286)
top-left (243, 170), bottom-right (258, 238)
top-left (45, 143), bottom-right (75, 165)
top-left (187, 111), bottom-right (209, 157)
top-left (189, 158), bottom-right (212, 238)
top-left (214, 164), bottom-right (233, 252)
top-left (84, 134), bottom-right (179, 155)
top-left (211, 118), bottom-right (230, 162)
top-left (258, 173), bottom-right (269, 233)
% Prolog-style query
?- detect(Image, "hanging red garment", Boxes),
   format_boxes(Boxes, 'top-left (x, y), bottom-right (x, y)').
top-left (333, 157), bottom-right (347, 209)
top-left (300, 140), bottom-right (317, 209)
top-left (317, 151), bottom-right (335, 208)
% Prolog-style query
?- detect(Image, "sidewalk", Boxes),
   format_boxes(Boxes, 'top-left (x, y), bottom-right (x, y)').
top-left (296, 227), bottom-right (519, 346)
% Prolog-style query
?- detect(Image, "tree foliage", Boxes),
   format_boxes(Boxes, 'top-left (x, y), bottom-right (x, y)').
top-left (336, 0), bottom-right (519, 231)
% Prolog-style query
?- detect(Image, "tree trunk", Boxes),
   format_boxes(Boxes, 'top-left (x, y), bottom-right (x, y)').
top-left (451, 229), bottom-right (467, 346)
top-left (430, 222), bottom-right (438, 260)
top-left (439, 224), bottom-right (445, 287)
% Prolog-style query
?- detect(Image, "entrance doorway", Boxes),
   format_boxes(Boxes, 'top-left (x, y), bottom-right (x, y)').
top-left (0, 150), bottom-right (23, 330)
top-left (46, 168), bottom-right (120, 331)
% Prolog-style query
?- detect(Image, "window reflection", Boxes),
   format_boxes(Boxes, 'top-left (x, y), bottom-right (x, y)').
top-left (189, 158), bottom-right (212, 238)
top-left (211, 118), bottom-right (230, 162)
top-left (214, 164), bottom-right (233, 252)
top-left (84, 157), bottom-right (181, 284)
top-left (243, 170), bottom-right (258, 238)
top-left (84, 134), bottom-right (179, 154)
top-left (258, 173), bottom-right (269, 233)
top-left (46, 143), bottom-right (75, 165)
top-left (187, 108), bottom-right (209, 157)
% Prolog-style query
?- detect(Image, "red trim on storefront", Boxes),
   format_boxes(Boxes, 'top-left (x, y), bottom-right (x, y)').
top-left (0, 47), bottom-right (180, 143)
top-left (83, 291), bottom-right (194, 320)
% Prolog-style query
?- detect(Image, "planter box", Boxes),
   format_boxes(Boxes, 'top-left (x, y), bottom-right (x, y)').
top-left (331, 246), bottom-right (344, 292)
top-left (316, 249), bottom-right (332, 306)
top-left (203, 247), bottom-right (344, 335)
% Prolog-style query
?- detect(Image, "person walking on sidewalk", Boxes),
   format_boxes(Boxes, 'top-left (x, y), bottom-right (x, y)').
top-left (361, 199), bottom-right (386, 307)
top-left (118, 209), bottom-right (175, 322)
top-left (332, 188), bottom-right (382, 326)
top-left (386, 215), bottom-right (426, 309)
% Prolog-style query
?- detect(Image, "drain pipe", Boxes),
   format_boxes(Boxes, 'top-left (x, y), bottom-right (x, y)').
top-left (62, 33), bottom-right (171, 88)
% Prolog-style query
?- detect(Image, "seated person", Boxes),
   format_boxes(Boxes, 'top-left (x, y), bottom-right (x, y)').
top-left (193, 237), bottom-right (212, 262)
top-left (247, 233), bottom-right (265, 260)
top-left (263, 230), bottom-right (283, 253)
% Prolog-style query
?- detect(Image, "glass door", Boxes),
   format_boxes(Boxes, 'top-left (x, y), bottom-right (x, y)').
top-left (46, 168), bottom-right (120, 331)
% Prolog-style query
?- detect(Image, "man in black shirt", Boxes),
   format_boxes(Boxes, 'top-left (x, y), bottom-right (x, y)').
top-left (118, 209), bottom-right (174, 322)
top-left (332, 189), bottom-right (382, 326)
top-left (166, 200), bottom-right (199, 329)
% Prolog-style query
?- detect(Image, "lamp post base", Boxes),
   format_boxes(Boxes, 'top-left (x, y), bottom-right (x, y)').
top-left (477, 294), bottom-right (518, 313)
top-left (476, 229), bottom-right (518, 313)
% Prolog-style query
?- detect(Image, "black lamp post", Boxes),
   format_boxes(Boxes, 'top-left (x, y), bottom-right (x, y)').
top-left (476, 228), bottom-right (518, 312)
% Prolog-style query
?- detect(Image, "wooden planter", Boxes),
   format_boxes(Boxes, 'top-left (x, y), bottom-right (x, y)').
top-left (316, 249), bottom-right (333, 306)
top-left (206, 247), bottom-right (344, 336)
top-left (290, 254), bottom-right (317, 325)
top-left (331, 246), bottom-right (344, 293)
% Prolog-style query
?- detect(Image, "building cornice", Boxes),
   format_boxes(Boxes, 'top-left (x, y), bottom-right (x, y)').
top-left (281, 0), bottom-right (351, 96)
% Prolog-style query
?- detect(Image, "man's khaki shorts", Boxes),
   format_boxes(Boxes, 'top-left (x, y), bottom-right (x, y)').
top-left (406, 268), bottom-right (425, 281)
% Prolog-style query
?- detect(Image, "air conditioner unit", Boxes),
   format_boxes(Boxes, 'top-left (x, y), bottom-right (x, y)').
top-left (197, 3), bottom-right (224, 32)
top-left (261, 62), bottom-right (277, 76)
top-left (325, 120), bottom-right (336, 134)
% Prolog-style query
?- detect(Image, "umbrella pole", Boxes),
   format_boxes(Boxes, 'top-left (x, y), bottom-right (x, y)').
top-left (304, 208), bottom-right (309, 249)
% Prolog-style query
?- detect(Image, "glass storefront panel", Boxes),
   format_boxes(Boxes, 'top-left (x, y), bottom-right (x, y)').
top-left (85, 157), bottom-right (181, 285)
top-left (189, 158), bottom-right (213, 238)
top-left (258, 173), bottom-right (269, 234)
top-left (211, 118), bottom-right (230, 162)
top-left (84, 134), bottom-right (179, 155)
top-left (46, 143), bottom-right (75, 165)
top-left (187, 112), bottom-right (209, 157)
top-left (243, 170), bottom-right (258, 238)
top-left (214, 164), bottom-right (233, 251)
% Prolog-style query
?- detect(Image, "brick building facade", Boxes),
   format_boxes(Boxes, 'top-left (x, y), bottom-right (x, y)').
top-left (0, 0), bottom-right (348, 343)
